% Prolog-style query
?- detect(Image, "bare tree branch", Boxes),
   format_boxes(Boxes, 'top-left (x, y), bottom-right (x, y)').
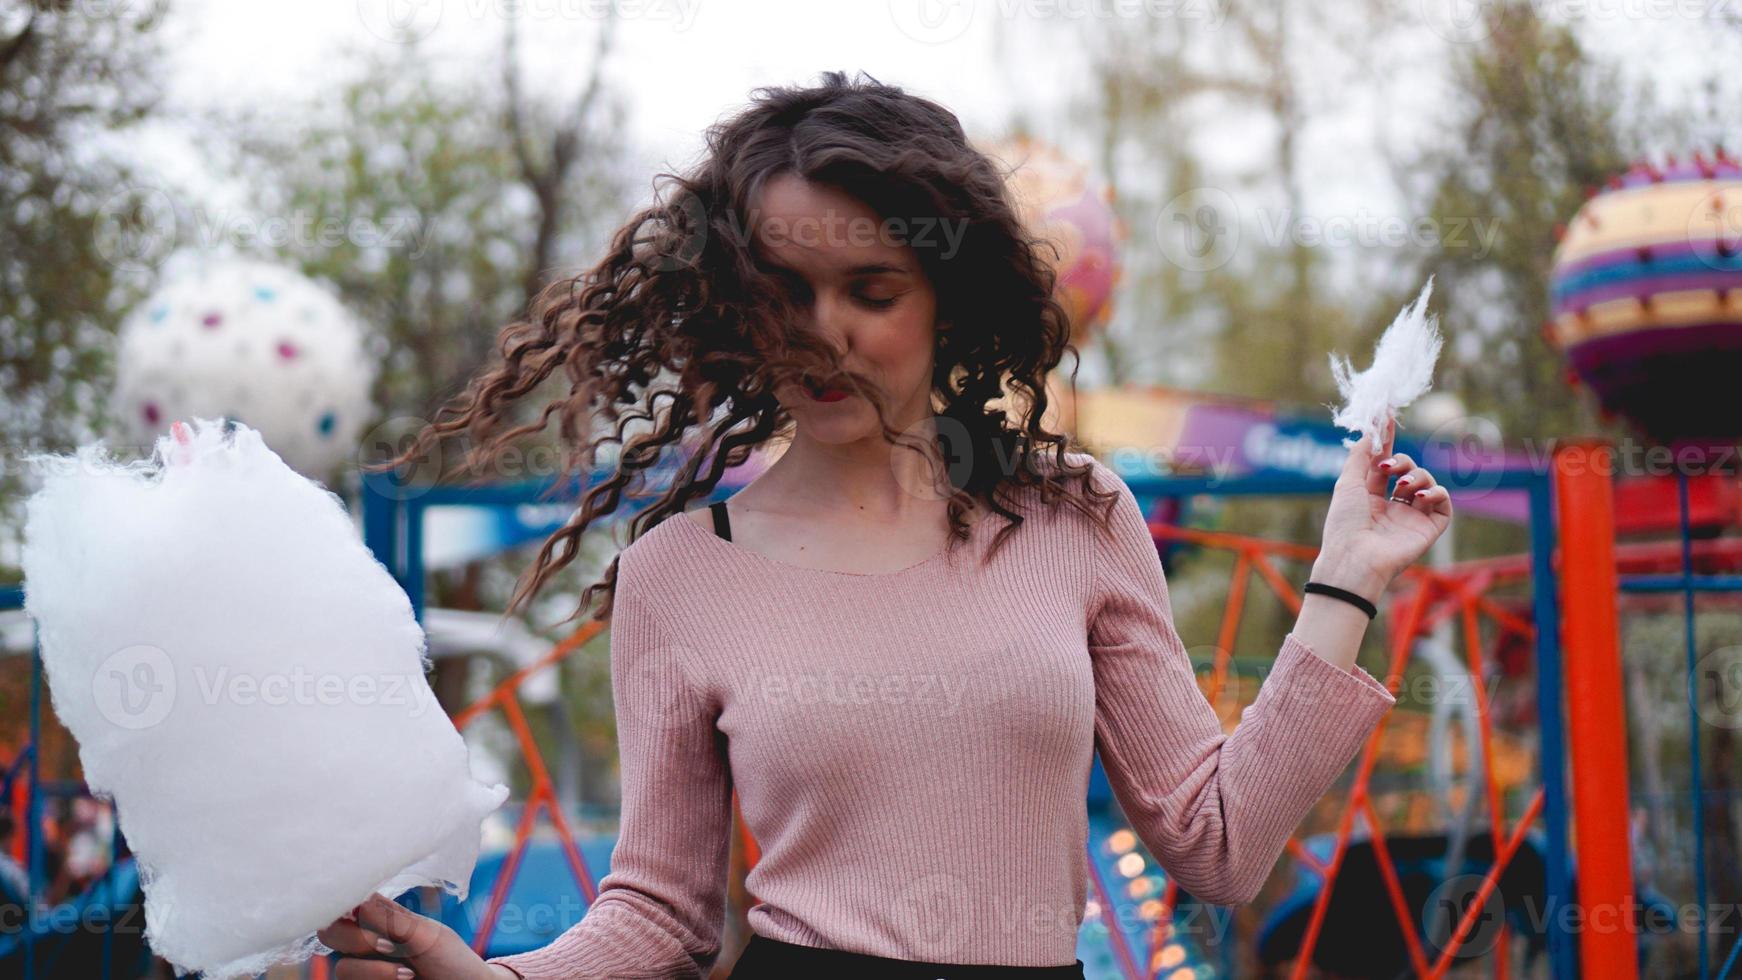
top-left (502, 0), bottom-right (620, 306)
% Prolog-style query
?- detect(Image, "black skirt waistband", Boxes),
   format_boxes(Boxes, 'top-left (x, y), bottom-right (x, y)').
top-left (727, 934), bottom-right (1087, 979)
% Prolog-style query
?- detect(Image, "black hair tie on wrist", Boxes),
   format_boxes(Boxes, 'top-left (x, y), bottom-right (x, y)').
top-left (1303, 581), bottom-right (1378, 620)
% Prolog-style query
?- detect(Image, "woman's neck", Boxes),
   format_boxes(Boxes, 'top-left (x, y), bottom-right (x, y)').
top-left (754, 424), bottom-right (959, 523)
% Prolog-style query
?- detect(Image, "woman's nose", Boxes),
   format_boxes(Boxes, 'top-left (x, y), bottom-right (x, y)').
top-left (807, 303), bottom-right (852, 357)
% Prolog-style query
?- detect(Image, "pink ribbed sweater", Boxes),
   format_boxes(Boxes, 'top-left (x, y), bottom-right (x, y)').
top-left (489, 453), bottom-right (1396, 979)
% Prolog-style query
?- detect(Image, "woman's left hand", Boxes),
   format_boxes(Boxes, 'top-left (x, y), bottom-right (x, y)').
top-left (1312, 415), bottom-right (1454, 602)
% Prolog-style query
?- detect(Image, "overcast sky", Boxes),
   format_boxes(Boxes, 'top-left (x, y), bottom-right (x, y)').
top-left (143, 0), bottom-right (1083, 195)
top-left (137, 0), bottom-right (1734, 221)
top-left (119, 0), bottom-right (1736, 311)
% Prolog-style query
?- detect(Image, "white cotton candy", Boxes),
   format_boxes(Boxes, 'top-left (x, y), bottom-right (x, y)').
top-left (21, 418), bottom-right (509, 980)
top-left (1327, 277), bottom-right (1444, 454)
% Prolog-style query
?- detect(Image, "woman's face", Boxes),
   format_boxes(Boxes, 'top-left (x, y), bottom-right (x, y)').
top-left (751, 172), bottom-right (939, 446)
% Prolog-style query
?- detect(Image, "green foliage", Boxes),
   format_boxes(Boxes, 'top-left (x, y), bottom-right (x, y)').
top-left (224, 42), bottom-right (543, 420)
top-left (1415, 0), bottom-right (1640, 446)
top-left (0, 0), bottom-right (166, 571)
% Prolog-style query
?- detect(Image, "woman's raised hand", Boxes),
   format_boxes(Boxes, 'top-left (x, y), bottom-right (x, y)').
top-left (1313, 415), bottom-right (1454, 601)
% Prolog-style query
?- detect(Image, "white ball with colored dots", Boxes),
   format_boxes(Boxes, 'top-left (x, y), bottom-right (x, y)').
top-left (113, 257), bottom-right (378, 480)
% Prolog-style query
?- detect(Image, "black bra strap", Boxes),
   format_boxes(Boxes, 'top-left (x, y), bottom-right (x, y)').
top-left (709, 500), bottom-right (732, 541)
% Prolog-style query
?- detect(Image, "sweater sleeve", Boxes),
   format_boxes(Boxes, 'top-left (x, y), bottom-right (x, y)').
top-left (1084, 459), bottom-right (1395, 906)
top-left (487, 545), bottom-right (733, 979)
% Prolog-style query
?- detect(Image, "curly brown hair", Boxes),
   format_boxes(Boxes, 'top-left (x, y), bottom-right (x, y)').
top-left (369, 70), bottom-right (1120, 626)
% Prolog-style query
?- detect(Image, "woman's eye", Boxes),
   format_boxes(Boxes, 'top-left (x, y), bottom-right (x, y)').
top-left (858, 294), bottom-right (898, 310)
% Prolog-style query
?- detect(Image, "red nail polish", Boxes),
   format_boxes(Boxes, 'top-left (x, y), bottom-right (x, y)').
top-left (1378, 461), bottom-right (1392, 471)
top-left (1411, 492), bottom-right (1421, 501)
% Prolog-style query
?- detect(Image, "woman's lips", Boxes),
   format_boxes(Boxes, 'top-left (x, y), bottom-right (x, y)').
top-left (808, 386), bottom-right (850, 403)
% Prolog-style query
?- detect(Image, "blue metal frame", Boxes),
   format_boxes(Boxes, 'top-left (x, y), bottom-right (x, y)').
top-left (1609, 470), bottom-right (1742, 980)
top-left (0, 583), bottom-right (41, 980)
top-left (1526, 472), bottom-right (1576, 980)
top-left (5, 586), bottom-right (146, 980)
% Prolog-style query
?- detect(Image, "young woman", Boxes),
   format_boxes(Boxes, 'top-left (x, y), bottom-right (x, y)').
top-left (318, 70), bottom-right (1451, 980)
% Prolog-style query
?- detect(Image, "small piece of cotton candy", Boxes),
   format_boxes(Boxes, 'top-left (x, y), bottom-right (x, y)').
top-left (1327, 277), bottom-right (1444, 454)
top-left (21, 418), bottom-right (509, 980)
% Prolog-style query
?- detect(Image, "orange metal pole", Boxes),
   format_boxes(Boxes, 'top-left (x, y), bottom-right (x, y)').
top-left (1460, 598), bottom-right (1512, 979)
top-left (1208, 553), bottom-right (1251, 703)
top-left (1553, 441), bottom-right (1639, 979)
